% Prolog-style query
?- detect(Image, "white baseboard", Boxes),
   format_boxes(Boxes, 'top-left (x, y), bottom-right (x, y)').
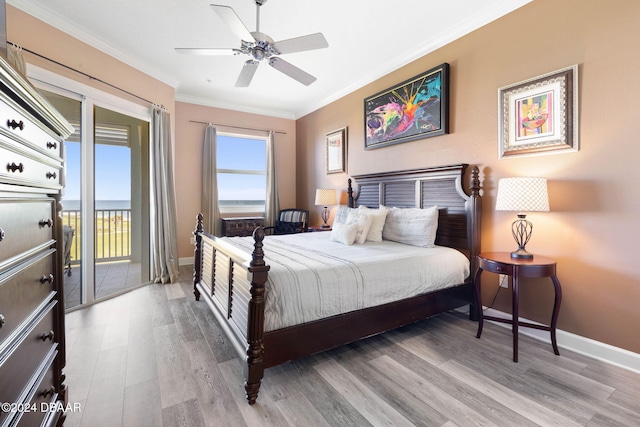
top-left (482, 307), bottom-right (640, 374)
top-left (179, 257), bottom-right (194, 266)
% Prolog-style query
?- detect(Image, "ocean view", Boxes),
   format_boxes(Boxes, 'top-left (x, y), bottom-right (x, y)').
top-left (62, 200), bottom-right (131, 211)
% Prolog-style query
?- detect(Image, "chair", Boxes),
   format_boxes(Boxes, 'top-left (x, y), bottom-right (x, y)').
top-left (264, 208), bottom-right (309, 235)
top-left (63, 225), bottom-right (75, 276)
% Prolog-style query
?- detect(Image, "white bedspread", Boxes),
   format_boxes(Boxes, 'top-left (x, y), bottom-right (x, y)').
top-left (222, 232), bottom-right (470, 332)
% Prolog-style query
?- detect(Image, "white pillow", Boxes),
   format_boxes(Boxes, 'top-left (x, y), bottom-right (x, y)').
top-left (382, 206), bottom-right (439, 247)
top-left (358, 205), bottom-right (389, 242)
top-left (330, 221), bottom-right (358, 245)
top-left (334, 205), bottom-right (358, 224)
top-left (346, 211), bottom-right (374, 244)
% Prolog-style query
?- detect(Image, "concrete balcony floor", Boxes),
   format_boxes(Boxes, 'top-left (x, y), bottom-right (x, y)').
top-left (64, 261), bottom-right (144, 310)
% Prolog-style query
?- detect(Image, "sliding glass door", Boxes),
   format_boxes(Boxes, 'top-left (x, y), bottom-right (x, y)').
top-left (37, 84), bottom-right (151, 310)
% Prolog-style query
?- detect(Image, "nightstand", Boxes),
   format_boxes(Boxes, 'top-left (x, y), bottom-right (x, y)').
top-left (308, 225), bottom-right (332, 232)
top-left (474, 252), bottom-right (562, 362)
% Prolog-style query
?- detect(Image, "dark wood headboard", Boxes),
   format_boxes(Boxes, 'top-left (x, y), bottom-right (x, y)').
top-left (347, 163), bottom-right (482, 274)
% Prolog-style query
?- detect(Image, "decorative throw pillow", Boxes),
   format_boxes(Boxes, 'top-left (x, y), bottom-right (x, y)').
top-left (358, 205), bottom-right (389, 242)
top-left (346, 211), bottom-right (374, 244)
top-left (330, 221), bottom-right (358, 246)
top-left (382, 206), bottom-right (439, 247)
top-left (334, 205), bottom-right (358, 224)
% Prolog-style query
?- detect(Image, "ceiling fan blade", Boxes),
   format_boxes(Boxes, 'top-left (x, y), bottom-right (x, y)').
top-left (210, 4), bottom-right (255, 42)
top-left (235, 60), bottom-right (260, 87)
top-left (175, 48), bottom-right (241, 56)
top-left (268, 57), bottom-right (316, 86)
top-left (273, 33), bottom-right (329, 54)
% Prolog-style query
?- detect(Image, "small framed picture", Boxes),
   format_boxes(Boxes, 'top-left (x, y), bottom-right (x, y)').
top-left (326, 127), bottom-right (347, 174)
top-left (498, 65), bottom-right (578, 158)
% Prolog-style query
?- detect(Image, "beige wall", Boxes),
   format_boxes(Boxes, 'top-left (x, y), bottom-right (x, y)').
top-left (174, 102), bottom-right (296, 259)
top-left (297, 0), bottom-right (640, 353)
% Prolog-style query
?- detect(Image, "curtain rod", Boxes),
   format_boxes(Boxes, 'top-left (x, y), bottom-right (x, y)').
top-left (189, 120), bottom-right (286, 135)
top-left (8, 41), bottom-right (164, 109)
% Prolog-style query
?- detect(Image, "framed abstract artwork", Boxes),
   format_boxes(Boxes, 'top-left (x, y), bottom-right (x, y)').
top-left (326, 127), bottom-right (347, 174)
top-left (364, 63), bottom-right (449, 150)
top-left (498, 65), bottom-right (579, 158)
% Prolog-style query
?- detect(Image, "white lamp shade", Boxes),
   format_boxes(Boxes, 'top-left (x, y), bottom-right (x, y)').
top-left (495, 177), bottom-right (549, 212)
top-left (315, 188), bottom-right (337, 206)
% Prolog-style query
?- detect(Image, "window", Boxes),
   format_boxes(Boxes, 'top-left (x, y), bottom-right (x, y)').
top-left (217, 133), bottom-right (267, 214)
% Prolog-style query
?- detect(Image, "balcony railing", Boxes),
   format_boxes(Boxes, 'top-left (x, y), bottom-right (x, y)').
top-left (61, 209), bottom-right (132, 264)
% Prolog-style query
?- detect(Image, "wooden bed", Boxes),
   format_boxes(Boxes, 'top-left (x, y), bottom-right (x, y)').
top-left (192, 163), bottom-right (482, 404)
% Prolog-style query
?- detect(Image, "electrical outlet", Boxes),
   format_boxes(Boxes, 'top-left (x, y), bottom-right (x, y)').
top-left (190, 236), bottom-right (196, 245)
top-left (499, 274), bottom-right (508, 288)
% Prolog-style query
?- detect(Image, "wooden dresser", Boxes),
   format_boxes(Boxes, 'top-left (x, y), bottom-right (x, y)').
top-left (0, 56), bottom-right (73, 426)
top-left (221, 217), bottom-right (264, 237)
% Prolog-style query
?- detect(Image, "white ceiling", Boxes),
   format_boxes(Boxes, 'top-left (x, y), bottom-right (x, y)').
top-left (10, 0), bottom-right (530, 119)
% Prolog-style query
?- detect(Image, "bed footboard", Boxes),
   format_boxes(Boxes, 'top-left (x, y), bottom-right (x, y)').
top-left (192, 215), bottom-right (270, 404)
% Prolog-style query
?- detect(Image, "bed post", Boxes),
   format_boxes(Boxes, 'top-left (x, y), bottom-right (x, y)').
top-left (347, 178), bottom-right (354, 208)
top-left (468, 166), bottom-right (482, 321)
top-left (193, 213), bottom-right (203, 301)
top-left (244, 226), bottom-right (270, 405)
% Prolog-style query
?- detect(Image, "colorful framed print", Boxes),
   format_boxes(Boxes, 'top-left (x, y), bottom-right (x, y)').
top-left (326, 127), bottom-right (347, 174)
top-left (499, 65), bottom-right (578, 158)
top-left (364, 63), bottom-right (449, 150)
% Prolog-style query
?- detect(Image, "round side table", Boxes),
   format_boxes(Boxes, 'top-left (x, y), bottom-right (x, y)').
top-left (474, 252), bottom-right (562, 362)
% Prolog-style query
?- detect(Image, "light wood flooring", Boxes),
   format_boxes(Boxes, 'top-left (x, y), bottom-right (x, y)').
top-left (63, 266), bottom-right (640, 426)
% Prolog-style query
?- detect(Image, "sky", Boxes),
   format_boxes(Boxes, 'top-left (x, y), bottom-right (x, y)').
top-left (63, 142), bottom-right (131, 201)
top-left (63, 134), bottom-right (266, 202)
top-left (217, 135), bottom-right (266, 201)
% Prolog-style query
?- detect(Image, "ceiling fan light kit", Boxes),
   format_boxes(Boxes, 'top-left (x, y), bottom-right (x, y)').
top-left (175, 0), bottom-right (328, 87)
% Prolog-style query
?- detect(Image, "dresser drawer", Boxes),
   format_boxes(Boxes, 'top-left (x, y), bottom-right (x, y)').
top-left (244, 218), bottom-right (264, 230)
top-left (0, 96), bottom-right (62, 160)
top-left (0, 199), bottom-right (55, 263)
top-left (0, 251), bottom-right (56, 344)
top-left (221, 217), bottom-right (264, 237)
top-left (222, 219), bottom-right (247, 235)
top-left (0, 142), bottom-right (62, 190)
top-left (0, 301), bottom-right (57, 407)
top-left (8, 355), bottom-right (60, 427)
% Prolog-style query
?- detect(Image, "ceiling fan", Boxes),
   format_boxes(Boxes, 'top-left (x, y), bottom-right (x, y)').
top-left (175, 0), bottom-right (329, 87)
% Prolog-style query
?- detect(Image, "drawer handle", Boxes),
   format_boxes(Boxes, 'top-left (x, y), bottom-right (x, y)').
top-left (40, 386), bottom-right (56, 398)
top-left (7, 119), bottom-right (24, 130)
top-left (0, 227), bottom-right (4, 241)
top-left (0, 314), bottom-right (4, 328)
top-left (47, 141), bottom-right (58, 149)
top-left (39, 218), bottom-right (54, 228)
top-left (46, 171), bottom-right (57, 180)
top-left (7, 162), bottom-right (24, 173)
top-left (40, 330), bottom-right (55, 341)
top-left (40, 274), bottom-right (55, 285)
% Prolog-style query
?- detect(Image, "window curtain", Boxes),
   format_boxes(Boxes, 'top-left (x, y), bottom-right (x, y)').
top-left (150, 108), bottom-right (179, 284)
top-left (7, 44), bottom-right (27, 76)
top-left (202, 125), bottom-right (221, 236)
top-left (265, 131), bottom-right (279, 227)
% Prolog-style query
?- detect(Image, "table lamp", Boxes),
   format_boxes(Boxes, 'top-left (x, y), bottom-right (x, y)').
top-left (314, 188), bottom-right (337, 228)
top-left (495, 177), bottom-right (549, 259)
